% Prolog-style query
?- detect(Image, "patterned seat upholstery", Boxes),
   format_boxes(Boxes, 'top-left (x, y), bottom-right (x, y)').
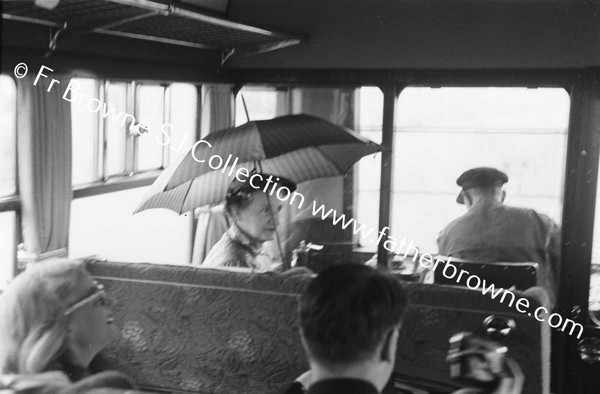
top-left (85, 259), bottom-right (549, 394)
top-left (86, 259), bottom-right (310, 394)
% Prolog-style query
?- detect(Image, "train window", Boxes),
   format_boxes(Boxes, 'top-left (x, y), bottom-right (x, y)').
top-left (355, 87), bottom-right (383, 248)
top-left (393, 87), bottom-right (569, 254)
top-left (0, 75), bottom-right (17, 196)
top-left (0, 212), bottom-right (16, 287)
top-left (72, 80), bottom-right (197, 185)
top-left (168, 83), bottom-right (198, 164)
top-left (71, 78), bottom-right (101, 184)
top-left (104, 82), bottom-right (128, 177)
top-left (0, 74), bottom-right (17, 285)
top-left (589, 167), bottom-right (600, 325)
top-left (69, 187), bottom-right (193, 264)
top-left (235, 86), bottom-right (289, 125)
top-left (70, 81), bottom-right (197, 264)
top-left (136, 84), bottom-right (167, 171)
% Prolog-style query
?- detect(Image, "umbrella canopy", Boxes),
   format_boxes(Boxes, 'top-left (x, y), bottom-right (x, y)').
top-left (135, 114), bottom-right (380, 214)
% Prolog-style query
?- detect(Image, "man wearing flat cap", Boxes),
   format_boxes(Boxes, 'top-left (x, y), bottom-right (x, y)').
top-left (437, 167), bottom-right (561, 306)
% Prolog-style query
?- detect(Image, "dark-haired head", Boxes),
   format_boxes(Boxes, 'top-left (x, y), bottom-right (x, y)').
top-left (224, 172), bottom-right (297, 242)
top-left (299, 264), bottom-right (406, 389)
top-left (225, 172), bottom-right (296, 214)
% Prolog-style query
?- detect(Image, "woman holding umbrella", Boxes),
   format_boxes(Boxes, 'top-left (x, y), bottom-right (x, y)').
top-left (135, 115), bottom-right (380, 270)
top-left (198, 173), bottom-right (297, 272)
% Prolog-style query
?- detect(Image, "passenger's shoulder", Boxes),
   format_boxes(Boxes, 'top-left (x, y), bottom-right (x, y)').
top-left (202, 252), bottom-right (243, 268)
top-left (503, 205), bottom-right (546, 219)
top-left (502, 205), bottom-right (536, 215)
top-left (201, 234), bottom-right (239, 265)
top-left (504, 205), bottom-right (559, 228)
top-left (439, 214), bottom-right (469, 234)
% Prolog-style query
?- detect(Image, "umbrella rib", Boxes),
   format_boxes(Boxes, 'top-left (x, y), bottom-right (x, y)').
top-left (254, 126), bottom-right (267, 164)
top-left (178, 181), bottom-right (195, 214)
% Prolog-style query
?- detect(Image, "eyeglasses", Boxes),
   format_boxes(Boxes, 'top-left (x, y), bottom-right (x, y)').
top-left (64, 282), bottom-right (108, 317)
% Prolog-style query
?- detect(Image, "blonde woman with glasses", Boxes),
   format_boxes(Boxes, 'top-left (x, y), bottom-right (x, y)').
top-left (0, 259), bottom-right (135, 393)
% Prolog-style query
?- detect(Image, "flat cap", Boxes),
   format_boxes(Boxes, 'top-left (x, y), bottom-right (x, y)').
top-left (456, 167), bottom-right (508, 204)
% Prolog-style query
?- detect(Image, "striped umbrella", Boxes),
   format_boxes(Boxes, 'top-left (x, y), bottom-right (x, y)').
top-left (135, 114), bottom-right (380, 214)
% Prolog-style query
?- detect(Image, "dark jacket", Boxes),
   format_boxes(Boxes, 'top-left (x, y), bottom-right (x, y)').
top-left (285, 377), bottom-right (398, 394)
top-left (438, 200), bottom-right (560, 306)
top-left (307, 379), bottom-right (378, 394)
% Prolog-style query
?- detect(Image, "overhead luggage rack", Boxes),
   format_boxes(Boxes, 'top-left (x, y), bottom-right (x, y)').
top-left (2, 0), bottom-right (303, 59)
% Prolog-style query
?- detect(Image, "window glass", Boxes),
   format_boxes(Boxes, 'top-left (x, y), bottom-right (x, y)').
top-left (105, 82), bottom-right (128, 177)
top-left (71, 78), bottom-right (100, 185)
top-left (0, 211), bottom-right (16, 288)
top-left (393, 87), bottom-right (569, 254)
top-left (355, 87), bottom-right (383, 248)
top-left (168, 83), bottom-right (198, 164)
top-left (589, 158), bottom-right (600, 325)
top-left (591, 264), bottom-right (600, 326)
top-left (69, 187), bottom-right (192, 264)
top-left (136, 85), bottom-right (165, 171)
top-left (235, 87), bottom-right (287, 126)
top-left (0, 75), bottom-right (17, 196)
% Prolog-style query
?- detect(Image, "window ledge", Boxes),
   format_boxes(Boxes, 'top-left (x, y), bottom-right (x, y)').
top-left (0, 195), bottom-right (20, 212)
top-left (353, 245), bottom-right (377, 254)
top-left (73, 171), bottom-right (161, 199)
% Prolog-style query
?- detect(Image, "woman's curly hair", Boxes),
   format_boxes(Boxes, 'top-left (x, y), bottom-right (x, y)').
top-left (225, 171), bottom-right (297, 215)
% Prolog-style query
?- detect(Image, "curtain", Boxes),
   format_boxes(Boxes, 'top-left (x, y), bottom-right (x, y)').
top-left (191, 206), bottom-right (230, 265)
top-left (17, 75), bottom-right (72, 258)
top-left (199, 84), bottom-right (234, 138)
top-left (192, 84), bottom-right (235, 264)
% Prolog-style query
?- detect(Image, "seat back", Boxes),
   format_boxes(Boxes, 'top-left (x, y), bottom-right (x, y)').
top-left (394, 283), bottom-right (550, 394)
top-left (433, 259), bottom-right (539, 290)
top-left (86, 259), bottom-right (549, 394)
top-left (86, 259), bottom-right (310, 394)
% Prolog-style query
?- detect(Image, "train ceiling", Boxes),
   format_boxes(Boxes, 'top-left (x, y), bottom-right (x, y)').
top-left (3, 0), bottom-right (600, 71)
top-left (1, 0), bottom-right (303, 62)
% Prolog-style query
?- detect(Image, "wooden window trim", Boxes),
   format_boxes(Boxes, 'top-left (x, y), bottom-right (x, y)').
top-left (72, 172), bottom-right (160, 199)
top-left (0, 195), bottom-right (20, 212)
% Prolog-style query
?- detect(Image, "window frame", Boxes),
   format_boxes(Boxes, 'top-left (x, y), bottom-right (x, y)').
top-left (0, 73), bottom-right (20, 278)
top-left (72, 79), bottom-right (201, 198)
top-left (386, 85), bottom-right (570, 254)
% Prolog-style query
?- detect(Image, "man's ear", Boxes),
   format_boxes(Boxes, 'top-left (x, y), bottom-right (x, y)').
top-left (299, 329), bottom-right (308, 351)
top-left (501, 190), bottom-right (507, 203)
top-left (463, 191), bottom-right (473, 207)
top-left (380, 328), bottom-right (400, 364)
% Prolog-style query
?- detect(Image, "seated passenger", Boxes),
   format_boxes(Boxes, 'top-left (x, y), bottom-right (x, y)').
top-left (0, 259), bottom-right (135, 393)
top-left (289, 264), bottom-right (407, 394)
top-left (199, 173), bottom-right (297, 272)
top-left (437, 167), bottom-right (561, 307)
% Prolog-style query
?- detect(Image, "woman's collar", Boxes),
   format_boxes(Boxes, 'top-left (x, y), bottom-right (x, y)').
top-left (227, 222), bottom-right (264, 251)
